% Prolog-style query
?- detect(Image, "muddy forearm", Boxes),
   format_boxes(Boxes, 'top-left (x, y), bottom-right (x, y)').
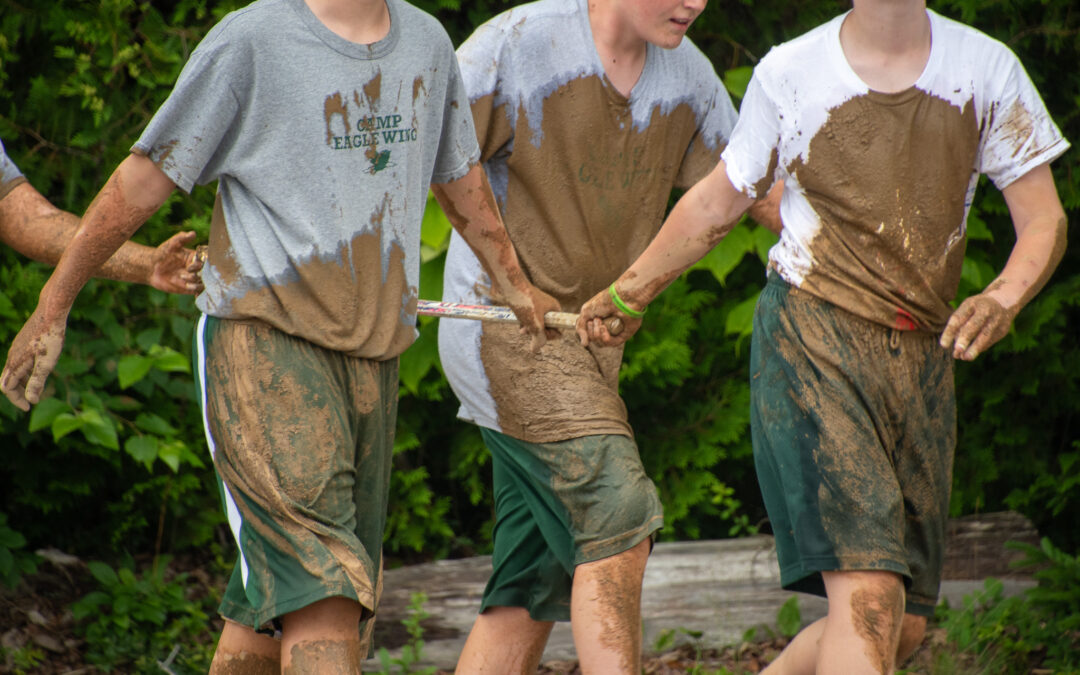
top-left (983, 213), bottom-right (1067, 313)
top-left (432, 165), bottom-right (531, 300)
top-left (614, 163), bottom-right (753, 311)
top-left (36, 156), bottom-right (172, 318)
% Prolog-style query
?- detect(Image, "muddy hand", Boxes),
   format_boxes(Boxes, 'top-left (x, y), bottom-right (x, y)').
top-left (508, 286), bottom-right (561, 353)
top-left (150, 231), bottom-right (204, 295)
top-left (576, 288), bottom-right (643, 348)
top-left (939, 294), bottom-right (1017, 361)
top-left (1, 311), bottom-right (67, 411)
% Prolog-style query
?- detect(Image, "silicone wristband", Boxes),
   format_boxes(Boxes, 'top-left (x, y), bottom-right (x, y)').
top-left (608, 283), bottom-right (646, 318)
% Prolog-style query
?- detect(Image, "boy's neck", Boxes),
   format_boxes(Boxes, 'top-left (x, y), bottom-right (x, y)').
top-left (305, 0), bottom-right (390, 44)
top-left (588, 0), bottom-right (648, 98)
top-left (841, 0), bottom-right (931, 93)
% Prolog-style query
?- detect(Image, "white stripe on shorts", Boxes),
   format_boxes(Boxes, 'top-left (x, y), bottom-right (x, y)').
top-left (196, 313), bottom-right (250, 588)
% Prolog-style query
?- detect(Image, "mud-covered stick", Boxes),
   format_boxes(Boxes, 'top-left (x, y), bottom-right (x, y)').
top-left (417, 300), bottom-right (624, 336)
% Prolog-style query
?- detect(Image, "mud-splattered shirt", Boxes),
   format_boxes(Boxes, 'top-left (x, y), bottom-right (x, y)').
top-left (0, 139), bottom-right (27, 202)
top-left (723, 9), bottom-right (1069, 332)
top-left (439, 0), bottom-right (737, 442)
top-left (133, 0), bottom-right (479, 359)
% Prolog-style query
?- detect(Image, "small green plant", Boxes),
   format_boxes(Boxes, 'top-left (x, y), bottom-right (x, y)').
top-left (71, 556), bottom-right (215, 674)
top-left (775, 595), bottom-right (802, 638)
top-left (376, 591), bottom-right (438, 675)
top-left (934, 537), bottom-right (1080, 674)
top-left (0, 512), bottom-right (37, 588)
top-left (0, 644), bottom-right (45, 675)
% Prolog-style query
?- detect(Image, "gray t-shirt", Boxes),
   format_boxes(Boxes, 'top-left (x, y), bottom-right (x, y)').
top-left (134, 0), bottom-right (479, 359)
top-left (0, 139), bottom-right (27, 202)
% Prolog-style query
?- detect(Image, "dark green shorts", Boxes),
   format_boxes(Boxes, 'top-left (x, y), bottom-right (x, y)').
top-left (750, 275), bottom-right (955, 617)
top-left (480, 429), bottom-right (664, 622)
top-left (194, 315), bottom-right (398, 632)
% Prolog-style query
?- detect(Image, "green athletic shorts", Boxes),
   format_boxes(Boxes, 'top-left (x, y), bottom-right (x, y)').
top-left (479, 428), bottom-right (664, 622)
top-left (194, 315), bottom-right (398, 632)
top-left (750, 274), bottom-right (955, 617)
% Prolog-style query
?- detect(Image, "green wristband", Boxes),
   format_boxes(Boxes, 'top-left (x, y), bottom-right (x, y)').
top-left (609, 283), bottom-right (646, 319)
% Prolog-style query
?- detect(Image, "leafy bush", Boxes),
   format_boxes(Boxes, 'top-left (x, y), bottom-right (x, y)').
top-left (935, 538), bottom-right (1080, 674)
top-left (71, 556), bottom-right (217, 673)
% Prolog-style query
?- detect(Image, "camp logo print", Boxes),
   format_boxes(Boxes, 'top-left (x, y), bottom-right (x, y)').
top-left (322, 91), bottom-right (418, 169)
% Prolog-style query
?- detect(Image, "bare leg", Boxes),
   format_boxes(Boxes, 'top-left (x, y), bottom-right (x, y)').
top-left (570, 538), bottom-right (650, 675)
top-left (209, 619), bottom-right (281, 675)
top-left (280, 596), bottom-right (365, 674)
top-left (762, 571), bottom-right (906, 675)
top-left (456, 605), bottom-right (554, 674)
top-left (895, 613), bottom-right (928, 666)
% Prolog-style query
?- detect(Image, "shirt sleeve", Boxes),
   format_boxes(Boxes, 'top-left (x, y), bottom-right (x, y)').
top-left (131, 37), bottom-right (245, 193)
top-left (0, 139), bottom-right (27, 201)
top-left (721, 72), bottom-right (782, 199)
top-left (675, 78), bottom-right (739, 189)
top-left (976, 47), bottom-right (1070, 190)
top-left (431, 34), bottom-right (482, 184)
top-left (457, 22), bottom-right (514, 164)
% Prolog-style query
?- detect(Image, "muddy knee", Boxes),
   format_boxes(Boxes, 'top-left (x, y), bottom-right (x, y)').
top-left (850, 574), bottom-right (905, 673)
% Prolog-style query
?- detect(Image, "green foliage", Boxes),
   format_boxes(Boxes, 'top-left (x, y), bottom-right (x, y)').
top-left (71, 556), bottom-right (216, 673)
top-left (0, 512), bottom-right (37, 588)
top-left (775, 596), bottom-right (802, 639)
top-left (936, 538), bottom-right (1080, 674)
top-left (376, 591), bottom-right (439, 675)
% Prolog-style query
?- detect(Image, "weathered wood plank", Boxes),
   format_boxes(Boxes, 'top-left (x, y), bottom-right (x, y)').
top-left (366, 513), bottom-right (1039, 670)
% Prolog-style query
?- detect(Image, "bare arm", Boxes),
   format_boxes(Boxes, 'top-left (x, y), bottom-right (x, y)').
top-left (576, 159), bottom-right (756, 346)
top-left (1, 153), bottom-right (176, 410)
top-left (431, 164), bottom-right (561, 351)
top-left (939, 163), bottom-right (1067, 360)
top-left (0, 180), bottom-right (202, 294)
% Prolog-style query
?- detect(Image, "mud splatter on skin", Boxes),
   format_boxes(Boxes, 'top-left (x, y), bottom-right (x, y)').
top-left (210, 652), bottom-right (279, 675)
top-left (590, 552), bottom-right (644, 672)
top-left (324, 93), bottom-right (350, 146)
top-left (851, 579), bottom-right (904, 675)
top-left (283, 640), bottom-right (363, 674)
top-left (786, 91), bottom-right (979, 331)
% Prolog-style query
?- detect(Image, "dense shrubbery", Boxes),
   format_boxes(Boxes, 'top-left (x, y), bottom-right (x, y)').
top-left (0, 0), bottom-right (1076, 592)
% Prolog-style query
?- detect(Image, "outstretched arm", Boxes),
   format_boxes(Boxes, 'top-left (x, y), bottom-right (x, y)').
top-left (0, 181), bottom-right (202, 294)
top-left (939, 163), bottom-right (1067, 360)
top-left (576, 160), bottom-right (756, 347)
top-left (432, 164), bottom-right (561, 351)
top-left (1, 153), bottom-right (177, 410)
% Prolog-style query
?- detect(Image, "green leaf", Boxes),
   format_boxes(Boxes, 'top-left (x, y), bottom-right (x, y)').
top-left (723, 65), bottom-right (754, 100)
top-left (51, 412), bottom-right (85, 441)
top-left (117, 355), bottom-right (153, 389)
top-left (78, 409), bottom-right (119, 450)
top-left (87, 561), bottom-right (118, 587)
top-left (134, 412), bottom-right (177, 436)
top-left (777, 595), bottom-right (802, 637)
top-left (124, 436), bottom-right (159, 470)
top-left (149, 345), bottom-right (190, 373)
top-left (157, 440), bottom-right (186, 473)
top-left (421, 191), bottom-right (453, 251)
top-left (691, 224), bottom-right (755, 286)
top-left (725, 292), bottom-right (760, 338)
top-left (28, 397), bottom-right (72, 433)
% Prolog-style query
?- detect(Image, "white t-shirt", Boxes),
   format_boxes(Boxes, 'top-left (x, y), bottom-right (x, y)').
top-left (723, 9), bottom-right (1069, 331)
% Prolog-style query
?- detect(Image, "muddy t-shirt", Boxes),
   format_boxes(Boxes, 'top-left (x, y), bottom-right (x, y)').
top-left (723, 9), bottom-right (1069, 332)
top-left (134, 0), bottom-right (479, 359)
top-left (0, 140), bottom-right (27, 201)
top-left (439, 0), bottom-right (737, 442)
